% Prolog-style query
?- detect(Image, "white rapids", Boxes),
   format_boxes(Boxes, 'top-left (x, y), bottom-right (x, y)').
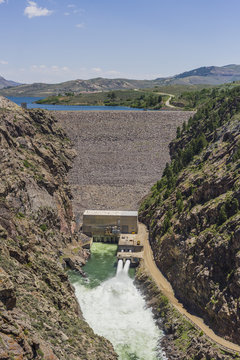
top-left (116, 259), bottom-right (123, 275)
top-left (74, 261), bottom-right (167, 360)
top-left (123, 259), bottom-right (131, 274)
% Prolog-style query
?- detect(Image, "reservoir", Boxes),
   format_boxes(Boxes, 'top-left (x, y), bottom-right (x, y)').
top-left (7, 96), bottom-right (143, 111)
top-left (69, 243), bottom-right (167, 360)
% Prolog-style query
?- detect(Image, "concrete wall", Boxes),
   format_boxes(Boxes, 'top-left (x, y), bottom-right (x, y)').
top-left (82, 214), bottom-right (138, 236)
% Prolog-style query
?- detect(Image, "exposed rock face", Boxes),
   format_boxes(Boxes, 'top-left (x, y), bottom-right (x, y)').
top-left (0, 97), bottom-right (117, 359)
top-left (140, 90), bottom-right (240, 345)
top-left (135, 264), bottom-right (238, 360)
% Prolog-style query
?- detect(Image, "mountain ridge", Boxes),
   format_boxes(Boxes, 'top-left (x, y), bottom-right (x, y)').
top-left (0, 75), bottom-right (21, 89)
top-left (1, 64), bottom-right (240, 96)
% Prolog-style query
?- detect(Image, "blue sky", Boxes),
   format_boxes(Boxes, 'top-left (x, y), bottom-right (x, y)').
top-left (0, 0), bottom-right (240, 83)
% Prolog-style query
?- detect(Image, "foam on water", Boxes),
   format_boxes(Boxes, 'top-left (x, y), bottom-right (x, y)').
top-left (117, 259), bottom-right (123, 275)
top-left (123, 259), bottom-right (131, 274)
top-left (70, 243), bottom-right (167, 360)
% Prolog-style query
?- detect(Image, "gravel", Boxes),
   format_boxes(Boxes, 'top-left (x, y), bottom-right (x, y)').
top-left (55, 110), bottom-right (194, 223)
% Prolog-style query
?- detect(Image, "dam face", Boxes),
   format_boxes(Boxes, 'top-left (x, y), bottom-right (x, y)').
top-left (56, 110), bottom-right (194, 221)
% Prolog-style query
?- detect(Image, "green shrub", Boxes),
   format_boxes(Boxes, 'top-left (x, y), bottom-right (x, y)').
top-left (23, 160), bottom-right (31, 168)
top-left (40, 224), bottom-right (47, 232)
top-left (176, 199), bottom-right (184, 214)
top-left (232, 143), bottom-right (240, 162)
top-left (16, 212), bottom-right (25, 219)
top-left (218, 204), bottom-right (227, 225)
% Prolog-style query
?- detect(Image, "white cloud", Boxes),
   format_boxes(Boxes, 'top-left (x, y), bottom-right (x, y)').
top-left (30, 64), bottom-right (70, 74)
top-left (64, 6), bottom-right (85, 16)
top-left (76, 23), bottom-right (84, 28)
top-left (0, 0), bottom-right (5, 4)
top-left (73, 9), bottom-right (84, 14)
top-left (92, 67), bottom-right (102, 73)
top-left (106, 70), bottom-right (120, 76)
top-left (0, 60), bottom-right (8, 65)
top-left (51, 65), bottom-right (59, 71)
top-left (24, 1), bottom-right (53, 19)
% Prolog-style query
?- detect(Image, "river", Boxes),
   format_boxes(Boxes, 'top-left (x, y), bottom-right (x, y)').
top-left (7, 96), bottom-right (143, 111)
top-left (69, 243), bottom-right (167, 360)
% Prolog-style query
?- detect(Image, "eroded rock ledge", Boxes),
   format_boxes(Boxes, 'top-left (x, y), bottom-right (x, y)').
top-left (135, 263), bottom-right (240, 360)
top-left (139, 87), bottom-right (240, 350)
top-left (0, 98), bottom-right (117, 359)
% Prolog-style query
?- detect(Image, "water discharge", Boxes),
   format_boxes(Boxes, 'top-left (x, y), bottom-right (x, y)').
top-left (70, 243), bottom-right (167, 360)
top-left (123, 259), bottom-right (131, 274)
top-left (117, 259), bottom-right (123, 275)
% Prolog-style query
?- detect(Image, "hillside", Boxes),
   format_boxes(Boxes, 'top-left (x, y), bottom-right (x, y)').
top-left (1, 64), bottom-right (240, 97)
top-left (0, 97), bottom-right (117, 359)
top-left (168, 64), bottom-right (240, 85)
top-left (170, 81), bottom-right (240, 110)
top-left (0, 78), bottom-right (155, 97)
top-left (0, 75), bottom-right (21, 89)
top-left (36, 89), bottom-right (167, 110)
top-left (139, 86), bottom-right (240, 346)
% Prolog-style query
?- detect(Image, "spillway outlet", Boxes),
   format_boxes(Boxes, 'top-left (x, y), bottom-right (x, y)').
top-left (116, 233), bottom-right (144, 267)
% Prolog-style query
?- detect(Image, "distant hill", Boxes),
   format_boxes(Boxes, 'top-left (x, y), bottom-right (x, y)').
top-left (0, 78), bottom-right (155, 97)
top-left (165, 64), bottom-right (240, 85)
top-left (1, 65), bottom-right (240, 96)
top-left (0, 75), bottom-right (21, 89)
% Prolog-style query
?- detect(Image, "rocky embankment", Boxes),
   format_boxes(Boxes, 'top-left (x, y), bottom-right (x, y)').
top-left (0, 97), bottom-right (117, 359)
top-left (56, 110), bottom-right (194, 223)
top-left (135, 263), bottom-right (240, 360)
top-left (139, 87), bottom-right (240, 347)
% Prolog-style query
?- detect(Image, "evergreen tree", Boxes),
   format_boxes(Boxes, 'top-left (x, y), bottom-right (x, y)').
top-left (218, 204), bottom-right (227, 225)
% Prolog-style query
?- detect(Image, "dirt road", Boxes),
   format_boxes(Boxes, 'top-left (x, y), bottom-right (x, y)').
top-left (139, 223), bottom-right (240, 352)
top-left (154, 91), bottom-right (175, 108)
top-left (165, 94), bottom-right (175, 108)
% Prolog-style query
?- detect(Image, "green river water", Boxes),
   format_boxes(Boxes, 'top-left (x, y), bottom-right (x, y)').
top-left (69, 243), bottom-right (167, 360)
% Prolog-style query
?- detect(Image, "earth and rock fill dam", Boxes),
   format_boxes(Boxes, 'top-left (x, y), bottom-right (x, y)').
top-left (56, 110), bottom-right (194, 221)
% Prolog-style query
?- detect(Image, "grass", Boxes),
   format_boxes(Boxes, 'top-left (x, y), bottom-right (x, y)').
top-left (36, 84), bottom-right (215, 109)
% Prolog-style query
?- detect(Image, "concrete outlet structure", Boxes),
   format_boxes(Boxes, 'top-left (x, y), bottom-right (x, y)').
top-left (82, 210), bottom-right (138, 242)
top-left (82, 209), bottom-right (143, 266)
top-left (117, 233), bottom-right (144, 265)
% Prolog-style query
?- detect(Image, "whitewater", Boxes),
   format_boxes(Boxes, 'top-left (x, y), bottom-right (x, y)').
top-left (71, 244), bottom-right (167, 359)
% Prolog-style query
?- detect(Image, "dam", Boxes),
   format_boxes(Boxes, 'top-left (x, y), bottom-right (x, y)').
top-left (56, 110), bottom-right (194, 222)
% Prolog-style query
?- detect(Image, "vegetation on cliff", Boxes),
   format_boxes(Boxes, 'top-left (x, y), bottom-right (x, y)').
top-left (171, 81), bottom-right (240, 110)
top-left (135, 264), bottom-right (240, 360)
top-left (139, 86), bottom-right (240, 345)
top-left (0, 97), bottom-right (117, 359)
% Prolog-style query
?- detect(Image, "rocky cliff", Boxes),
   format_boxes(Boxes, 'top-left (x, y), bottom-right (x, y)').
top-left (139, 87), bottom-right (240, 345)
top-left (0, 97), bottom-right (117, 359)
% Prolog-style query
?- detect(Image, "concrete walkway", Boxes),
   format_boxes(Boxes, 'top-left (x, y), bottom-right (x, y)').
top-left (138, 223), bottom-right (240, 353)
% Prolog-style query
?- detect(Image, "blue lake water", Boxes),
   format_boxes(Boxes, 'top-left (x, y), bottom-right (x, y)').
top-left (7, 96), bottom-right (143, 111)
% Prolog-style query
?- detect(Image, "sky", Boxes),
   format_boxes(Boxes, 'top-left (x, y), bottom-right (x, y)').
top-left (0, 0), bottom-right (240, 83)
